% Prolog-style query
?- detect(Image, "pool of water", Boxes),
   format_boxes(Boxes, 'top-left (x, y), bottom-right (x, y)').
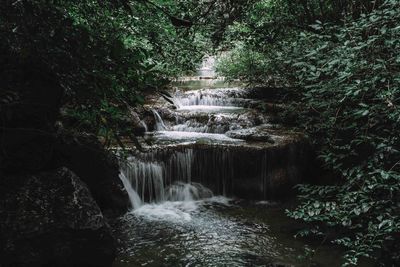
top-left (112, 198), bottom-right (372, 267)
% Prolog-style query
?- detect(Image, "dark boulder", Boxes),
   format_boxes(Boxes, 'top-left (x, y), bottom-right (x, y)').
top-left (0, 167), bottom-right (115, 267)
top-left (0, 63), bottom-right (63, 173)
top-left (0, 128), bottom-right (56, 172)
top-left (55, 132), bottom-right (129, 217)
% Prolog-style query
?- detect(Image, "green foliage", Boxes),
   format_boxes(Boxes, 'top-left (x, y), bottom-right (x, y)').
top-left (0, 0), bottom-right (253, 143)
top-left (297, 245), bottom-right (316, 264)
top-left (216, 43), bottom-right (269, 84)
top-left (217, 0), bottom-right (400, 265)
top-left (286, 3), bottom-right (400, 264)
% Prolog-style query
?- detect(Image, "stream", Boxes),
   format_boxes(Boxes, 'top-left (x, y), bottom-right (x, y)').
top-left (112, 58), bottom-right (372, 267)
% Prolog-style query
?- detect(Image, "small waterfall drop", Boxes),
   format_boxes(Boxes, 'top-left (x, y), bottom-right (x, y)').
top-left (119, 154), bottom-right (217, 222)
top-left (152, 109), bottom-right (167, 130)
top-left (176, 91), bottom-right (230, 107)
top-left (171, 121), bottom-right (209, 133)
top-left (165, 182), bottom-right (213, 202)
top-left (140, 120), bottom-right (148, 132)
top-left (174, 88), bottom-right (244, 107)
top-left (120, 158), bottom-right (165, 203)
top-left (119, 150), bottom-right (216, 215)
top-left (119, 172), bottom-right (142, 210)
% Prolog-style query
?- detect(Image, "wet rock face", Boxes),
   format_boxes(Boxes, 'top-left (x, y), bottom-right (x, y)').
top-left (0, 167), bottom-right (115, 267)
top-left (55, 132), bottom-right (129, 217)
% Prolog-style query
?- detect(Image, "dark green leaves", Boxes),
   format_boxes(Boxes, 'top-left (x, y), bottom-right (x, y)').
top-left (216, 0), bottom-right (400, 265)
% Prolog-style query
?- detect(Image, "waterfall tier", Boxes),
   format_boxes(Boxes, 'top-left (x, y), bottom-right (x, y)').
top-left (120, 139), bottom-right (308, 205)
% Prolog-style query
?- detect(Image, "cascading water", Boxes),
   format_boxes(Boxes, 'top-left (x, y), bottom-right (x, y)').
top-left (121, 75), bottom-right (306, 206)
top-left (140, 120), bottom-right (148, 132)
top-left (120, 140), bottom-right (305, 209)
top-left (119, 155), bottom-right (214, 224)
top-left (174, 88), bottom-right (247, 108)
top-left (120, 158), bottom-right (165, 204)
top-left (119, 148), bottom-right (218, 221)
top-left (113, 56), bottom-right (357, 267)
top-left (152, 109), bottom-right (167, 130)
top-left (165, 182), bottom-right (213, 202)
top-left (171, 120), bottom-right (210, 133)
top-left (119, 172), bottom-right (142, 209)
top-left (160, 87), bottom-right (267, 133)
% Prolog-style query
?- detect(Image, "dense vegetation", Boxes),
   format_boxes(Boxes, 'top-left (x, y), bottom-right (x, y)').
top-left (2, 0), bottom-right (399, 266)
top-left (0, 0), bottom-right (253, 144)
top-left (217, 0), bottom-right (400, 265)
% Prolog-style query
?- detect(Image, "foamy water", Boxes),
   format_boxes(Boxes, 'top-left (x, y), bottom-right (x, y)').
top-left (131, 196), bottom-right (232, 223)
top-left (177, 105), bottom-right (243, 113)
top-left (153, 130), bottom-right (244, 143)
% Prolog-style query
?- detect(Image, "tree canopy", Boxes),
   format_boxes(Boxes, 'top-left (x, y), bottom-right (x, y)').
top-left (0, 0), bottom-right (254, 142)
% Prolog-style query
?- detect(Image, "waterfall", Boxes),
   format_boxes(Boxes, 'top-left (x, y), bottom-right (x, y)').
top-left (176, 91), bottom-right (232, 107)
top-left (165, 182), bottom-right (213, 202)
top-left (174, 88), bottom-right (245, 107)
top-left (140, 120), bottom-right (148, 132)
top-left (120, 158), bottom-right (165, 203)
top-left (118, 78), bottom-right (307, 211)
top-left (119, 172), bottom-right (142, 209)
top-left (170, 116), bottom-right (238, 134)
top-left (171, 122), bottom-right (209, 133)
top-left (119, 147), bottom-right (228, 205)
top-left (119, 141), bottom-right (306, 205)
top-left (197, 56), bottom-right (216, 77)
top-left (172, 96), bottom-right (183, 109)
top-left (152, 109), bottom-right (167, 130)
top-left (119, 150), bottom-right (214, 210)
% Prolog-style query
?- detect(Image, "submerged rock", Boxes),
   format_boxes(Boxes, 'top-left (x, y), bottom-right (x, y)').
top-left (0, 167), bottom-right (115, 267)
top-left (226, 125), bottom-right (276, 143)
